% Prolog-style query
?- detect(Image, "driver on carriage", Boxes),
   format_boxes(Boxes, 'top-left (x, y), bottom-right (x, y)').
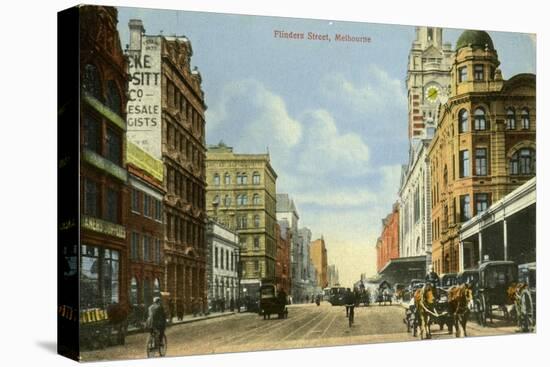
top-left (147, 297), bottom-right (167, 345)
top-left (425, 265), bottom-right (440, 298)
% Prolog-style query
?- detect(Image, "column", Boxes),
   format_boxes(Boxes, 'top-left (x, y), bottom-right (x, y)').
top-left (478, 231), bottom-right (483, 265)
top-left (459, 240), bottom-right (464, 272)
top-left (503, 218), bottom-right (508, 261)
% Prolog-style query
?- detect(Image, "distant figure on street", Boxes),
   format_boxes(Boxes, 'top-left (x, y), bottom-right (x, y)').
top-left (168, 298), bottom-right (175, 323)
top-left (230, 297), bottom-right (235, 312)
top-left (221, 297), bottom-right (226, 312)
top-left (277, 286), bottom-right (287, 307)
top-left (425, 264), bottom-right (440, 299)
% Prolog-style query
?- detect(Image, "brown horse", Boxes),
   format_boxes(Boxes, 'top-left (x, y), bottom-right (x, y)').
top-left (414, 284), bottom-right (436, 339)
top-left (447, 284), bottom-right (473, 337)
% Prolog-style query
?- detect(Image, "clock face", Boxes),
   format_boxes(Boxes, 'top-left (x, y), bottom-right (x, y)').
top-left (425, 85), bottom-right (440, 103)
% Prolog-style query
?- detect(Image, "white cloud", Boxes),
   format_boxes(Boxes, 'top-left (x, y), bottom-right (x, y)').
top-left (296, 109), bottom-right (370, 176)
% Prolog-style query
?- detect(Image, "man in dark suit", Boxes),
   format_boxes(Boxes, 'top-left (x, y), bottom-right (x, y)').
top-left (147, 297), bottom-right (166, 344)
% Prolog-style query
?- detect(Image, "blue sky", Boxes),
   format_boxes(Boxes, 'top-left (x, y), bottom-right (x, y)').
top-left (117, 7), bottom-right (535, 286)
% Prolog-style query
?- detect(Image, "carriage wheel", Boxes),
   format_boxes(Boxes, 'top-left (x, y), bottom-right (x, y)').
top-left (475, 297), bottom-right (486, 327)
top-left (520, 289), bottom-right (534, 332)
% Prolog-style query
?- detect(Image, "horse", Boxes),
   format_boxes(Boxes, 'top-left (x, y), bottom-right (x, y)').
top-left (447, 284), bottom-right (473, 337)
top-left (414, 284), bottom-right (436, 339)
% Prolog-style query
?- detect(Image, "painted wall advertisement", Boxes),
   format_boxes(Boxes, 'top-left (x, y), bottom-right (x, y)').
top-left (126, 36), bottom-right (163, 175)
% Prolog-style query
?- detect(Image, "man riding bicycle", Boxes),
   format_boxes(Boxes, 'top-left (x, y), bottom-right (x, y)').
top-left (147, 297), bottom-right (167, 346)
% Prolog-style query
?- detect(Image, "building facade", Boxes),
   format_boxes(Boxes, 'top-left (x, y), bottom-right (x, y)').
top-left (206, 219), bottom-right (240, 311)
top-left (276, 194), bottom-right (303, 301)
top-left (275, 221), bottom-right (291, 294)
top-left (205, 143), bottom-right (278, 297)
top-left (398, 140), bottom-right (432, 263)
top-left (127, 157), bottom-right (165, 309)
top-left (310, 238), bottom-right (328, 289)
top-left (127, 19), bottom-right (208, 317)
top-left (376, 203), bottom-right (400, 273)
top-left (406, 26), bottom-right (452, 141)
top-left (428, 30), bottom-right (536, 274)
top-left (327, 264), bottom-right (340, 287)
top-left (80, 6), bottom-right (129, 311)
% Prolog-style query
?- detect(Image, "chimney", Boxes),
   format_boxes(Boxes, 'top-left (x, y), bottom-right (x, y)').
top-left (128, 19), bottom-right (145, 51)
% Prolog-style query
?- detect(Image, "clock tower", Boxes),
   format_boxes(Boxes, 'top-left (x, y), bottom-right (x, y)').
top-left (406, 26), bottom-right (452, 145)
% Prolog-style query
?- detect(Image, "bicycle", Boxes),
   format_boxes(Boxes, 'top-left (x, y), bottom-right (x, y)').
top-left (146, 328), bottom-right (167, 358)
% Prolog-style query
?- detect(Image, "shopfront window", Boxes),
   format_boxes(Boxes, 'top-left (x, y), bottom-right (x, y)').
top-left (80, 245), bottom-right (119, 308)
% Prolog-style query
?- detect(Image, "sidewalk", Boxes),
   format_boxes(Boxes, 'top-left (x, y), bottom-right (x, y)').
top-left (127, 311), bottom-right (237, 335)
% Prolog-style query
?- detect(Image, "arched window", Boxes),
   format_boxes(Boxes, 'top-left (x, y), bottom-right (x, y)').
top-left (252, 172), bottom-right (260, 184)
top-left (213, 173), bottom-right (220, 186)
top-left (509, 148), bottom-right (535, 175)
top-left (224, 195), bottom-right (231, 207)
top-left (458, 109), bottom-right (469, 133)
top-left (130, 277), bottom-right (138, 305)
top-left (521, 108), bottom-right (530, 129)
top-left (242, 173), bottom-right (248, 185)
top-left (242, 194), bottom-right (248, 205)
top-left (106, 80), bottom-right (122, 115)
top-left (506, 108), bottom-right (516, 129)
top-left (254, 215), bottom-right (260, 228)
top-left (224, 173), bottom-right (230, 185)
top-left (253, 194), bottom-right (260, 205)
top-left (143, 278), bottom-right (152, 306)
top-left (82, 63), bottom-right (102, 100)
top-left (474, 108), bottom-right (487, 130)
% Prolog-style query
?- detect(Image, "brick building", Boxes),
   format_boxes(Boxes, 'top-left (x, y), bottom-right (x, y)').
top-left (275, 221), bottom-right (291, 294)
top-left (428, 30), bottom-right (536, 274)
top-left (79, 6), bottom-right (129, 311)
top-left (127, 151), bottom-right (165, 309)
top-left (127, 20), bottom-right (208, 317)
top-left (376, 203), bottom-right (400, 272)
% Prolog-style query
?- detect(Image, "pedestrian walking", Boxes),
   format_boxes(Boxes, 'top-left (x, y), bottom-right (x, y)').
top-left (230, 297), bottom-right (235, 312)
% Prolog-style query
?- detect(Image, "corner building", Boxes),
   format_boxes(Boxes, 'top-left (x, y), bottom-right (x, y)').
top-left (127, 20), bottom-right (208, 317)
top-left (206, 143), bottom-right (278, 297)
top-left (428, 30), bottom-right (536, 273)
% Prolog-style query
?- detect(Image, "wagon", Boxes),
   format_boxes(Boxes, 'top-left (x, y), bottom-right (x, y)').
top-left (474, 261), bottom-right (518, 326)
top-left (259, 284), bottom-right (288, 319)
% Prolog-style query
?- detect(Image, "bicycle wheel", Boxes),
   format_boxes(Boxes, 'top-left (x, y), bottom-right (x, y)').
top-left (146, 334), bottom-right (155, 358)
top-left (159, 334), bottom-right (167, 356)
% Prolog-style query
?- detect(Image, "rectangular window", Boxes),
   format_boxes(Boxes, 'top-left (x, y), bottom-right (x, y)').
top-left (155, 239), bottom-right (161, 264)
top-left (131, 232), bottom-right (140, 260)
top-left (105, 126), bottom-right (122, 165)
top-left (131, 189), bottom-right (140, 213)
top-left (460, 195), bottom-right (471, 222)
top-left (84, 179), bottom-right (99, 217)
top-left (475, 193), bottom-right (490, 215)
top-left (83, 115), bottom-right (101, 153)
top-left (154, 199), bottom-right (162, 221)
top-left (143, 194), bottom-right (152, 218)
top-left (143, 235), bottom-right (150, 262)
top-left (474, 64), bottom-right (484, 81)
top-left (105, 188), bottom-right (119, 223)
top-left (459, 150), bottom-right (470, 178)
top-left (226, 249), bottom-right (229, 270)
top-left (475, 148), bottom-right (488, 176)
top-left (254, 261), bottom-right (259, 271)
top-left (220, 248), bottom-right (224, 269)
top-left (214, 247), bottom-right (218, 268)
top-left (458, 66), bottom-right (467, 82)
top-left (254, 237), bottom-right (260, 249)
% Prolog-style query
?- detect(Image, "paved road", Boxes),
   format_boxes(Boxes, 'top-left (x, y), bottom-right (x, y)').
top-left (81, 302), bottom-right (521, 362)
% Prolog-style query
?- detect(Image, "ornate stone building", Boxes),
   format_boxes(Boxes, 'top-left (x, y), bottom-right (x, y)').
top-left (428, 30), bottom-right (536, 274)
top-left (205, 143), bottom-right (278, 297)
top-left (127, 20), bottom-right (208, 317)
top-left (80, 6), bottom-right (129, 311)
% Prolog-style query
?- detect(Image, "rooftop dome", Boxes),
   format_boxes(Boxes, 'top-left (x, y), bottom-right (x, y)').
top-left (456, 30), bottom-right (495, 51)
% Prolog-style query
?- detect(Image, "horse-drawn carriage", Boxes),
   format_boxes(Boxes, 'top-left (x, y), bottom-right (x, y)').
top-left (259, 283), bottom-right (288, 320)
top-left (515, 262), bottom-right (536, 332)
top-left (376, 280), bottom-right (393, 305)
